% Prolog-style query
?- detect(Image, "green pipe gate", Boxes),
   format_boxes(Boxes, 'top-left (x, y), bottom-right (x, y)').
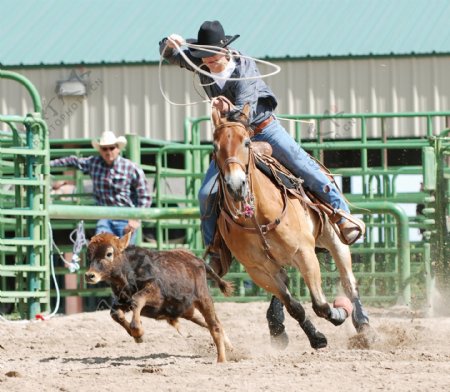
top-left (1, 71), bottom-right (449, 319)
top-left (0, 70), bottom-right (51, 318)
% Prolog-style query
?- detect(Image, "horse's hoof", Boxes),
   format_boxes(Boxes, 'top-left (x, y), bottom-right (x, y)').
top-left (270, 331), bottom-right (289, 350)
top-left (351, 298), bottom-right (369, 330)
top-left (356, 322), bottom-right (370, 334)
top-left (134, 336), bottom-right (144, 343)
top-left (309, 331), bottom-right (327, 350)
top-left (300, 318), bottom-right (327, 349)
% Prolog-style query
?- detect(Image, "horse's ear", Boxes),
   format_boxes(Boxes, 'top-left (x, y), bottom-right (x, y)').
top-left (211, 107), bottom-right (221, 127)
top-left (241, 103), bottom-right (251, 121)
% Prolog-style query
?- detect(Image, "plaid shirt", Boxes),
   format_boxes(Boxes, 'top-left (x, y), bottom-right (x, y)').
top-left (50, 155), bottom-right (152, 208)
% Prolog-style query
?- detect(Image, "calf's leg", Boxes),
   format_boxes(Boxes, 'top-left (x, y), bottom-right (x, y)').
top-left (182, 307), bottom-right (209, 328)
top-left (183, 307), bottom-right (233, 351)
top-left (110, 305), bottom-right (144, 343)
top-left (130, 284), bottom-right (162, 339)
top-left (195, 297), bottom-right (227, 363)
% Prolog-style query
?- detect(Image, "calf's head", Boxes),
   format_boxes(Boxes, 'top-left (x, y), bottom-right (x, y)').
top-left (85, 232), bottom-right (132, 284)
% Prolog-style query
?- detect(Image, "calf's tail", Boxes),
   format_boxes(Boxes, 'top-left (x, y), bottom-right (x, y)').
top-left (204, 263), bottom-right (234, 297)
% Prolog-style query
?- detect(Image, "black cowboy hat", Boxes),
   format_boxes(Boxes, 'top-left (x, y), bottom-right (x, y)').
top-left (187, 20), bottom-right (240, 58)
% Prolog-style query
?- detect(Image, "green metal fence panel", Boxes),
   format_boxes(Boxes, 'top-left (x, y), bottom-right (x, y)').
top-left (182, 111), bottom-right (449, 306)
top-left (0, 70), bottom-right (50, 319)
top-left (42, 111), bottom-right (450, 310)
top-left (432, 130), bottom-right (450, 293)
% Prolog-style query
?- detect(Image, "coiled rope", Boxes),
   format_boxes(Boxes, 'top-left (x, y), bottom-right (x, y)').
top-left (158, 37), bottom-right (314, 131)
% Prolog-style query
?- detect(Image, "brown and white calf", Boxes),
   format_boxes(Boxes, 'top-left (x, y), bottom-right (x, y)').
top-left (85, 232), bottom-right (233, 363)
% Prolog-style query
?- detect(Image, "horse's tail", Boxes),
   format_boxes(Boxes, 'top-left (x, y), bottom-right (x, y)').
top-left (204, 263), bottom-right (234, 297)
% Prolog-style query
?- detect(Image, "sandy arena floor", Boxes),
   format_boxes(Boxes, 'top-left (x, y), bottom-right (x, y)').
top-left (1, 302), bottom-right (450, 392)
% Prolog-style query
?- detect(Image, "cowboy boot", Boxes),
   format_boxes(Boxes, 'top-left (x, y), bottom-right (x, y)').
top-left (303, 190), bottom-right (365, 246)
top-left (311, 201), bottom-right (366, 245)
top-left (207, 252), bottom-right (223, 276)
top-left (337, 215), bottom-right (366, 245)
top-left (203, 229), bottom-right (234, 277)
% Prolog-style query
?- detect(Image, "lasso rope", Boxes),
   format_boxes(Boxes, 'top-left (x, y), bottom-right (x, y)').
top-left (158, 37), bottom-right (314, 129)
top-left (68, 220), bottom-right (87, 272)
top-left (158, 38), bottom-right (281, 107)
top-left (44, 220), bottom-right (87, 319)
top-left (51, 221), bottom-right (86, 273)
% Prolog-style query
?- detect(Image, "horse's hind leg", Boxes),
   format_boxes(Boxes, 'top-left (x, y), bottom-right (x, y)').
top-left (249, 267), bottom-right (327, 350)
top-left (267, 295), bottom-right (289, 349)
top-left (266, 268), bottom-right (289, 349)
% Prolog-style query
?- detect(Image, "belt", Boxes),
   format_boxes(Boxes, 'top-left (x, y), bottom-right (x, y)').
top-left (253, 115), bottom-right (274, 135)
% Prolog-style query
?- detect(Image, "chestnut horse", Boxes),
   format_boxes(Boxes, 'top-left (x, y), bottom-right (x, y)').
top-left (212, 105), bottom-right (369, 349)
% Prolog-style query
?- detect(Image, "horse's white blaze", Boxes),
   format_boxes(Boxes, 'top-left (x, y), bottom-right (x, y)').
top-left (225, 169), bottom-right (248, 199)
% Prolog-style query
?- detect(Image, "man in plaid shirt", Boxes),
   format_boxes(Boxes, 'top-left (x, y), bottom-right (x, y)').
top-left (50, 131), bottom-right (151, 244)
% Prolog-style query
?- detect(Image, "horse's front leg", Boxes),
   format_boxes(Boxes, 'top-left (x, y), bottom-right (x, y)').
top-left (249, 267), bottom-right (327, 350)
top-left (294, 249), bottom-right (351, 327)
top-left (326, 243), bottom-right (370, 332)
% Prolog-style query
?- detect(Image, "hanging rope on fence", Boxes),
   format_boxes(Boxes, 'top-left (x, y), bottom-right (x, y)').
top-left (68, 221), bottom-right (88, 273)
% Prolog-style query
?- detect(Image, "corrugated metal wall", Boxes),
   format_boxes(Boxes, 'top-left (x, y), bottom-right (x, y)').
top-left (1, 56), bottom-right (449, 142)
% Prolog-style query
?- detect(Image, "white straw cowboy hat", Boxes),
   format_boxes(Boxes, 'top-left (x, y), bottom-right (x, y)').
top-left (187, 20), bottom-right (240, 58)
top-left (91, 131), bottom-right (127, 151)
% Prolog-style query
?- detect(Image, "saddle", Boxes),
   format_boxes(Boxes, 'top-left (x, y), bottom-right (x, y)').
top-left (208, 141), bottom-right (364, 277)
top-left (250, 142), bottom-right (364, 243)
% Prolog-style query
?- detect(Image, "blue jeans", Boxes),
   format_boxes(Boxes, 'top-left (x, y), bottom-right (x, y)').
top-left (198, 118), bottom-right (350, 247)
top-left (95, 219), bottom-right (137, 245)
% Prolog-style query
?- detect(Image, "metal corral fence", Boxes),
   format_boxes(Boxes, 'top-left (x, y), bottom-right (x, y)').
top-left (44, 112), bottom-right (450, 312)
top-left (185, 113), bottom-right (450, 306)
top-left (1, 71), bottom-right (449, 319)
top-left (0, 70), bottom-right (51, 319)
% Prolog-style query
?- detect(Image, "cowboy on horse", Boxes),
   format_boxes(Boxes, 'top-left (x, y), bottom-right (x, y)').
top-left (159, 20), bottom-right (370, 348)
top-left (159, 21), bottom-right (365, 261)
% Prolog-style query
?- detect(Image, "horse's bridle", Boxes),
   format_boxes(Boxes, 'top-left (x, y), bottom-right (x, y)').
top-left (214, 121), bottom-right (253, 222)
top-left (214, 120), bottom-right (288, 262)
top-left (214, 121), bottom-right (251, 176)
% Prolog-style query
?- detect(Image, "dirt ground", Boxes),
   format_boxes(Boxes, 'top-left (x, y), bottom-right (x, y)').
top-left (1, 301), bottom-right (450, 392)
